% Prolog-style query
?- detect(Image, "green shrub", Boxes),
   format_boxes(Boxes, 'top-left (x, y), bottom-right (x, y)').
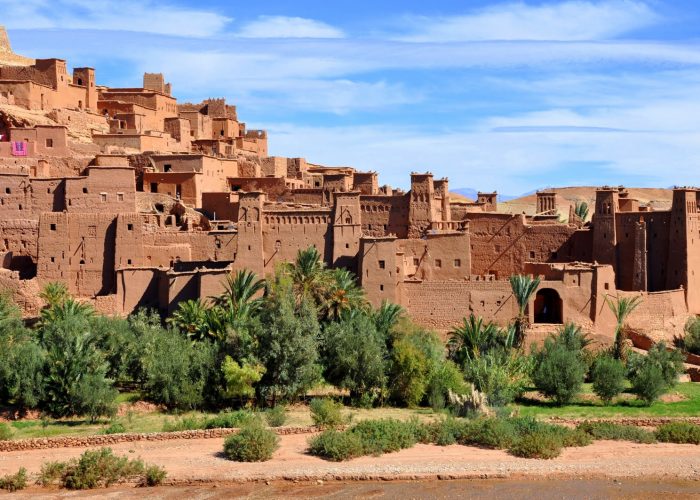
top-left (630, 363), bottom-right (667, 406)
top-left (683, 317), bottom-right (700, 355)
top-left (557, 427), bottom-right (594, 447)
top-left (577, 421), bottom-right (656, 444)
top-left (309, 398), bottom-right (345, 428)
top-left (101, 422), bottom-right (126, 435)
top-left (162, 415), bottom-right (205, 432)
top-left (349, 419), bottom-right (419, 455)
top-left (223, 421), bottom-right (279, 462)
top-left (143, 464), bottom-right (167, 486)
top-left (321, 313), bottom-right (386, 401)
top-left (205, 410), bottom-right (255, 429)
top-left (655, 422), bottom-right (700, 444)
top-left (628, 343), bottom-right (684, 405)
top-left (265, 406), bottom-right (287, 427)
top-left (463, 351), bottom-right (529, 407)
top-left (591, 355), bottom-right (626, 404)
top-left (0, 468), bottom-right (27, 492)
top-left (508, 429), bottom-right (563, 459)
top-left (0, 422), bottom-right (12, 441)
top-left (307, 429), bottom-right (365, 461)
top-left (425, 417), bottom-right (467, 446)
top-left (388, 337), bottom-right (429, 407)
top-left (459, 418), bottom-right (517, 449)
top-left (39, 448), bottom-right (154, 490)
top-left (531, 340), bottom-right (586, 405)
top-left (141, 329), bottom-right (216, 411)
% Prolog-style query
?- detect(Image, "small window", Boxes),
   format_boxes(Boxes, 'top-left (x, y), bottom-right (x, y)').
top-left (454, 259), bottom-right (461, 267)
top-left (127, 259), bottom-right (132, 265)
top-left (50, 223), bottom-right (56, 231)
top-left (50, 257), bottom-right (55, 263)
top-left (45, 138), bottom-right (54, 148)
top-left (4, 187), bottom-right (10, 194)
top-left (379, 260), bottom-right (386, 269)
top-left (100, 193), bottom-right (107, 202)
top-left (150, 183), bottom-right (158, 193)
top-left (164, 164), bottom-right (172, 172)
top-left (79, 259), bottom-right (85, 265)
top-left (127, 223), bottom-right (133, 231)
top-left (117, 192), bottom-right (124, 202)
top-left (380, 284), bottom-right (384, 291)
top-left (413, 258), bottom-right (419, 266)
top-left (435, 259), bottom-right (442, 268)
top-left (604, 283), bottom-right (610, 290)
top-left (345, 243), bottom-right (349, 249)
top-left (83, 187), bottom-right (88, 194)
top-left (529, 251), bottom-right (535, 259)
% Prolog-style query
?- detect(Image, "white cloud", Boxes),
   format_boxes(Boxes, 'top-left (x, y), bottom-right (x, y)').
top-left (236, 16), bottom-right (344, 39)
top-left (2, 0), bottom-right (231, 37)
top-left (395, 0), bottom-right (659, 42)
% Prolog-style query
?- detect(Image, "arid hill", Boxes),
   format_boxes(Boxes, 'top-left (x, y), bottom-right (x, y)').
top-left (500, 186), bottom-right (674, 219)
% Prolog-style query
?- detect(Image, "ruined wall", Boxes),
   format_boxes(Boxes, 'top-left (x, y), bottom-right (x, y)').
top-left (360, 194), bottom-right (409, 238)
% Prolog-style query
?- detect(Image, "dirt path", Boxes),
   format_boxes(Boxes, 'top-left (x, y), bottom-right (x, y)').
top-left (2, 434), bottom-right (700, 487)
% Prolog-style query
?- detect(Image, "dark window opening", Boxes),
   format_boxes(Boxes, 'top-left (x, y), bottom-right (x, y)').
top-left (164, 164), bottom-right (172, 172)
top-left (379, 260), bottom-right (386, 269)
top-left (454, 259), bottom-right (461, 267)
top-left (82, 187), bottom-right (88, 194)
top-left (380, 284), bottom-right (384, 291)
top-left (154, 203), bottom-right (165, 213)
top-left (45, 138), bottom-right (53, 148)
top-left (4, 188), bottom-right (9, 194)
top-left (435, 259), bottom-right (442, 268)
top-left (150, 183), bottom-right (158, 193)
top-left (50, 223), bottom-right (56, 231)
top-left (127, 223), bottom-right (133, 231)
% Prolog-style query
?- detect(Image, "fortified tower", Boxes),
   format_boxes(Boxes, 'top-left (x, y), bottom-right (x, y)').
top-left (592, 187), bottom-right (619, 269)
top-left (667, 188), bottom-right (700, 309)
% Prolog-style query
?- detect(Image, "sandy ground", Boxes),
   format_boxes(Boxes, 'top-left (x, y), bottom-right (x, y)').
top-left (2, 434), bottom-right (700, 489)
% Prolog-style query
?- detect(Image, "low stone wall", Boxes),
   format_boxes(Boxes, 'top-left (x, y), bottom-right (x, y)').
top-left (0, 426), bottom-right (321, 452)
top-left (546, 417), bottom-right (700, 427)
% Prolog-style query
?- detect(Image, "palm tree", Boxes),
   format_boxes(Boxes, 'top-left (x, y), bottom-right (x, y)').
top-left (574, 201), bottom-right (590, 222)
top-left (40, 297), bottom-right (94, 325)
top-left (39, 282), bottom-right (69, 309)
top-left (324, 269), bottom-right (367, 321)
top-left (556, 322), bottom-right (592, 351)
top-left (287, 246), bottom-right (330, 306)
top-left (214, 269), bottom-right (266, 323)
top-left (167, 299), bottom-right (210, 341)
top-left (447, 314), bottom-right (506, 366)
top-left (509, 274), bottom-right (541, 348)
top-left (606, 295), bottom-right (642, 361)
top-left (373, 301), bottom-right (404, 337)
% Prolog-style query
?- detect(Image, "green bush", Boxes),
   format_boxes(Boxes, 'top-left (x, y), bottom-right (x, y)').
top-left (321, 313), bottom-right (386, 401)
top-left (205, 410), bottom-right (255, 429)
top-left (143, 464), bottom-right (167, 486)
top-left (630, 363), bottom-right (668, 406)
top-left (577, 421), bottom-right (656, 444)
top-left (162, 415), bottom-right (205, 432)
top-left (309, 398), bottom-right (345, 428)
top-left (349, 419), bottom-right (419, 455)
top-left (683, 317), bottom-right (700, 355)
top-left (388, 337), bottom-right (429, 407)
top-left (508, 428), bottom-right (563, 459)
top-left (0, 422), bottom-right (12, 441)
top-left (308, 418), bottom-right (423, 461)
top-left (463, 351), bottom-right (529, 407)
top-left (307, 429), bottom-right (365, 461)
top-left (101, 422), bottom-right (126, 435)
top-left (0, 468), bottom-right (27, 492)
top-left (628, 343), bottom-right (684, 405)
top-left (223, 421), bottom-right (279, 462)
top-left (459, 418), bottom-right (517, 449)
top-left (39, 448), bottom-right (159, 490)
top-left (424, 417), bottom-right (467, 446)
top-left (655, 422), bottom-right (700, 444)
top-left (591, 355), bottom-right (626, 404)
top-left (265, 406), bottom-right (287, 427)
top-left (141, 329), bottom-right (216, 411)
top-left (531, 340), bottom-right (586, 405)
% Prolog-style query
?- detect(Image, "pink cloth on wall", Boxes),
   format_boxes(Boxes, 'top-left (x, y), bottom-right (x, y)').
top-left (11, 141), bottom-right (27, 156)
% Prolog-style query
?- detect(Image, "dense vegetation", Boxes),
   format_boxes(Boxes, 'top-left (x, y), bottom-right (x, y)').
top-left (0, 248), bottom-right (691, 425)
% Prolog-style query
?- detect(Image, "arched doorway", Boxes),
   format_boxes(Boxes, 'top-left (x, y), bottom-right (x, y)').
top-left (534, 288), bottom-right (563, 324)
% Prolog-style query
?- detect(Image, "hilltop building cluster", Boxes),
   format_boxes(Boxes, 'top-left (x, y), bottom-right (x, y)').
top-left (0, 27), bottom-right (697, 344)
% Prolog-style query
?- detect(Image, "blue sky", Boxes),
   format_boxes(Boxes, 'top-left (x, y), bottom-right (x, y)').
top-left (4, 0), bottom-right (700, 193)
